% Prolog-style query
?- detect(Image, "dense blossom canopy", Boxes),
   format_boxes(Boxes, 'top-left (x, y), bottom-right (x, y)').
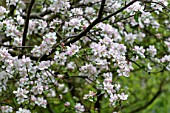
top-left (0, 0), bottom-right (170, 113)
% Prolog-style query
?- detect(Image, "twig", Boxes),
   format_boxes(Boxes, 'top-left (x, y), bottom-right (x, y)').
top-left (64, 0), bottom-right (106, 45)
top-left (22, 0), bottom-right (35, 49)
top-left (100, 0), bottom-right (138, 22)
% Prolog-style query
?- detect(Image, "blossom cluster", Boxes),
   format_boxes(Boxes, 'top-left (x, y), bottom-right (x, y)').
top-left (31, 32), bottom-right (57, 57)
top-left (0, 0), bottom-right (169, 112)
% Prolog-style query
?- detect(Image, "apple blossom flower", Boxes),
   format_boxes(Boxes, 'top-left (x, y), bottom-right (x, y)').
top-left (146, 45), bottom-right (157, 57)
top-left (75, 103), bottom-right (85, 113)
top-left (83, 91), bottom-right (97, 100)
top-left (1, 106), bottom-right (13, 113)
top-left (38, 61), bottom-right (52, 70)
top-left (31, 83), bottom-right (44, 95)
top-left (71, 8), bottom-right (83, 15)
top-left (109, 94), bottom-right (118, 103)
top-left (13, 88), bottom-right (29, 103)
top-left (16, 15), bottom-right (24, 25)
top-left (67, 62), bottom-right (76, 70)
top-left (35, 97), bottom-right (47, 108)
top-left (66, 44), bottom-right (80, 56)
top-left (133, 46), bottom-right (145, 58)
top-left (69, 18), bottom-right (81, 27)
top-left (161, 55), bottom-right (170, 62)
top-left (124, 32), bottom-right (137, 44)
top-left (118, 93), bottom-right (128, 100)
top-left (0, 6), bottom-right (7, 20)
top-left (49, 0), bottom-right (70, 13)
top-left (85, 7), bottom-right (95, 15)
top-left (16, 108), bottom-right (31, 113)
top-left (64, 102), bottom-right (70, 106)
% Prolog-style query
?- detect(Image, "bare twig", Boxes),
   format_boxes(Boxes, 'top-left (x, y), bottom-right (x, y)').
top-left (22, 0), bottom-right (35, 49)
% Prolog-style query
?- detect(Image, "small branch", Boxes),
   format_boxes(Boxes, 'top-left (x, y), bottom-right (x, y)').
top-left (142, 0), bottom-right (170, 12)
top-left (22, 13), bottom-right (45, 20)
top-left (95, 91), bottom-right (104, 112)
top-left (100, 0), bottom-right (138, 22)
top-left (8, 5), bottom-right (16, 16)
top-left (114, 12), bottom-right (141, 23)
top-left (39, 10), bottom-right (52, 17)
top-left (0, 43), bottom-right (34, 49)
top-left (22, 0), bottom-right (35, 48)
top-left (64, 0), bottom-right (106, 45)
top-left (38, 0), bottom-right (106, 61)
top-left (21, 10), bottom-right (52, 20)
top-left (98, 0), bottom-right (106, 19)
top-left (56, 31), bottom-right (63, 40)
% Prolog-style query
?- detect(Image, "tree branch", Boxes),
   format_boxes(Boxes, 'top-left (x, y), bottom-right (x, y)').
top-left (21, 10), bottom-right (52, 20)
top-left (22, 0), bottom-right (35, 49)
top-left (38, 0), bottom-right (106, 61)
top-left (100, 0), bottom-right (138, 22)
top-left (64, 0), bottom-right (106, 45)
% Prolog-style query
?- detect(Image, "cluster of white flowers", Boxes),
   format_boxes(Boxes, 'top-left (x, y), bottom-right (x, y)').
top-left (1, 106), bottom-right (13, 113)
top-left (7, 0), bottom-right (19, 6)
top-left (126, 1), bottom-right (144, 13)
top-left (2, 18), bottom-right (21, 37)
top-left (13, 88), bottom-right (29, 104)
top-left (67, 61), bottom-right (76, 70)
top-left (49, 0), bottom-right (70, 13)
top-left (103, 72), bottom-right (115, 94)
top-left (133, 46), bottom-right (145, 58)
top-left (146, 45), bottom-right (157, 57)
top-left (71, 8), bottom-right (83, 16)
top-left (83, 91), bottom-right (97, 100)
top-left (90, 37), bottom-right (133, 77)
top-left (13, 37), bottom-right (22, 46)
top-left (96, 23), bottom-right (122, 41)
top-left (164, 38), bottom-right (170, 52)
top-left (161, 55), bottom-right (170, 70)
top-left (31, 32), bottom-right (57, 57)
top-left (85, 7), bottom-right (95, 16)
top-left (54, 51), bottom-right (67, 65)
top-left (49, 18), bottom-right (62, 29)
top-left (0, 6), bottom-right (8, 20)
top-left (103, 73), bottom-right (128, 104)
top-left (140, 12), bottom-right (160, 28)
top-left (151, 0), bottom-right (168, 12)
top-left (38, 61), bottom-right (52, 70)
top-left (28, 19), bottom-right (48, 34)
top-left (79, 63), bottom-right (97, 79)
top-left (124, 32), bottom-right (137, 44)
top-left (16, 15), bottom-right (24, 25)
top-left (0, 0), bottom-right (169, 112)
top-left (66, 44), bottom-right (80, 56)
top-left (161, 55), bottom-right (170, 62)
top-left (0, 48), bottom-right (56, 110)
top-left (35, 97), bottom-right (47, 108)
top-left (105, 1), bottom-right (121, 12)
top-left (16, 108), bottom-right (31, 113)
top-left (75, 103), bottom-right (85, 113)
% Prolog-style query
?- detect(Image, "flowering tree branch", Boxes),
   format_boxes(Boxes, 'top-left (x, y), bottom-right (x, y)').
top-left (100, 0), bottom-right (138, 22)
top-left (0, 0), bottom-right (170, 112)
